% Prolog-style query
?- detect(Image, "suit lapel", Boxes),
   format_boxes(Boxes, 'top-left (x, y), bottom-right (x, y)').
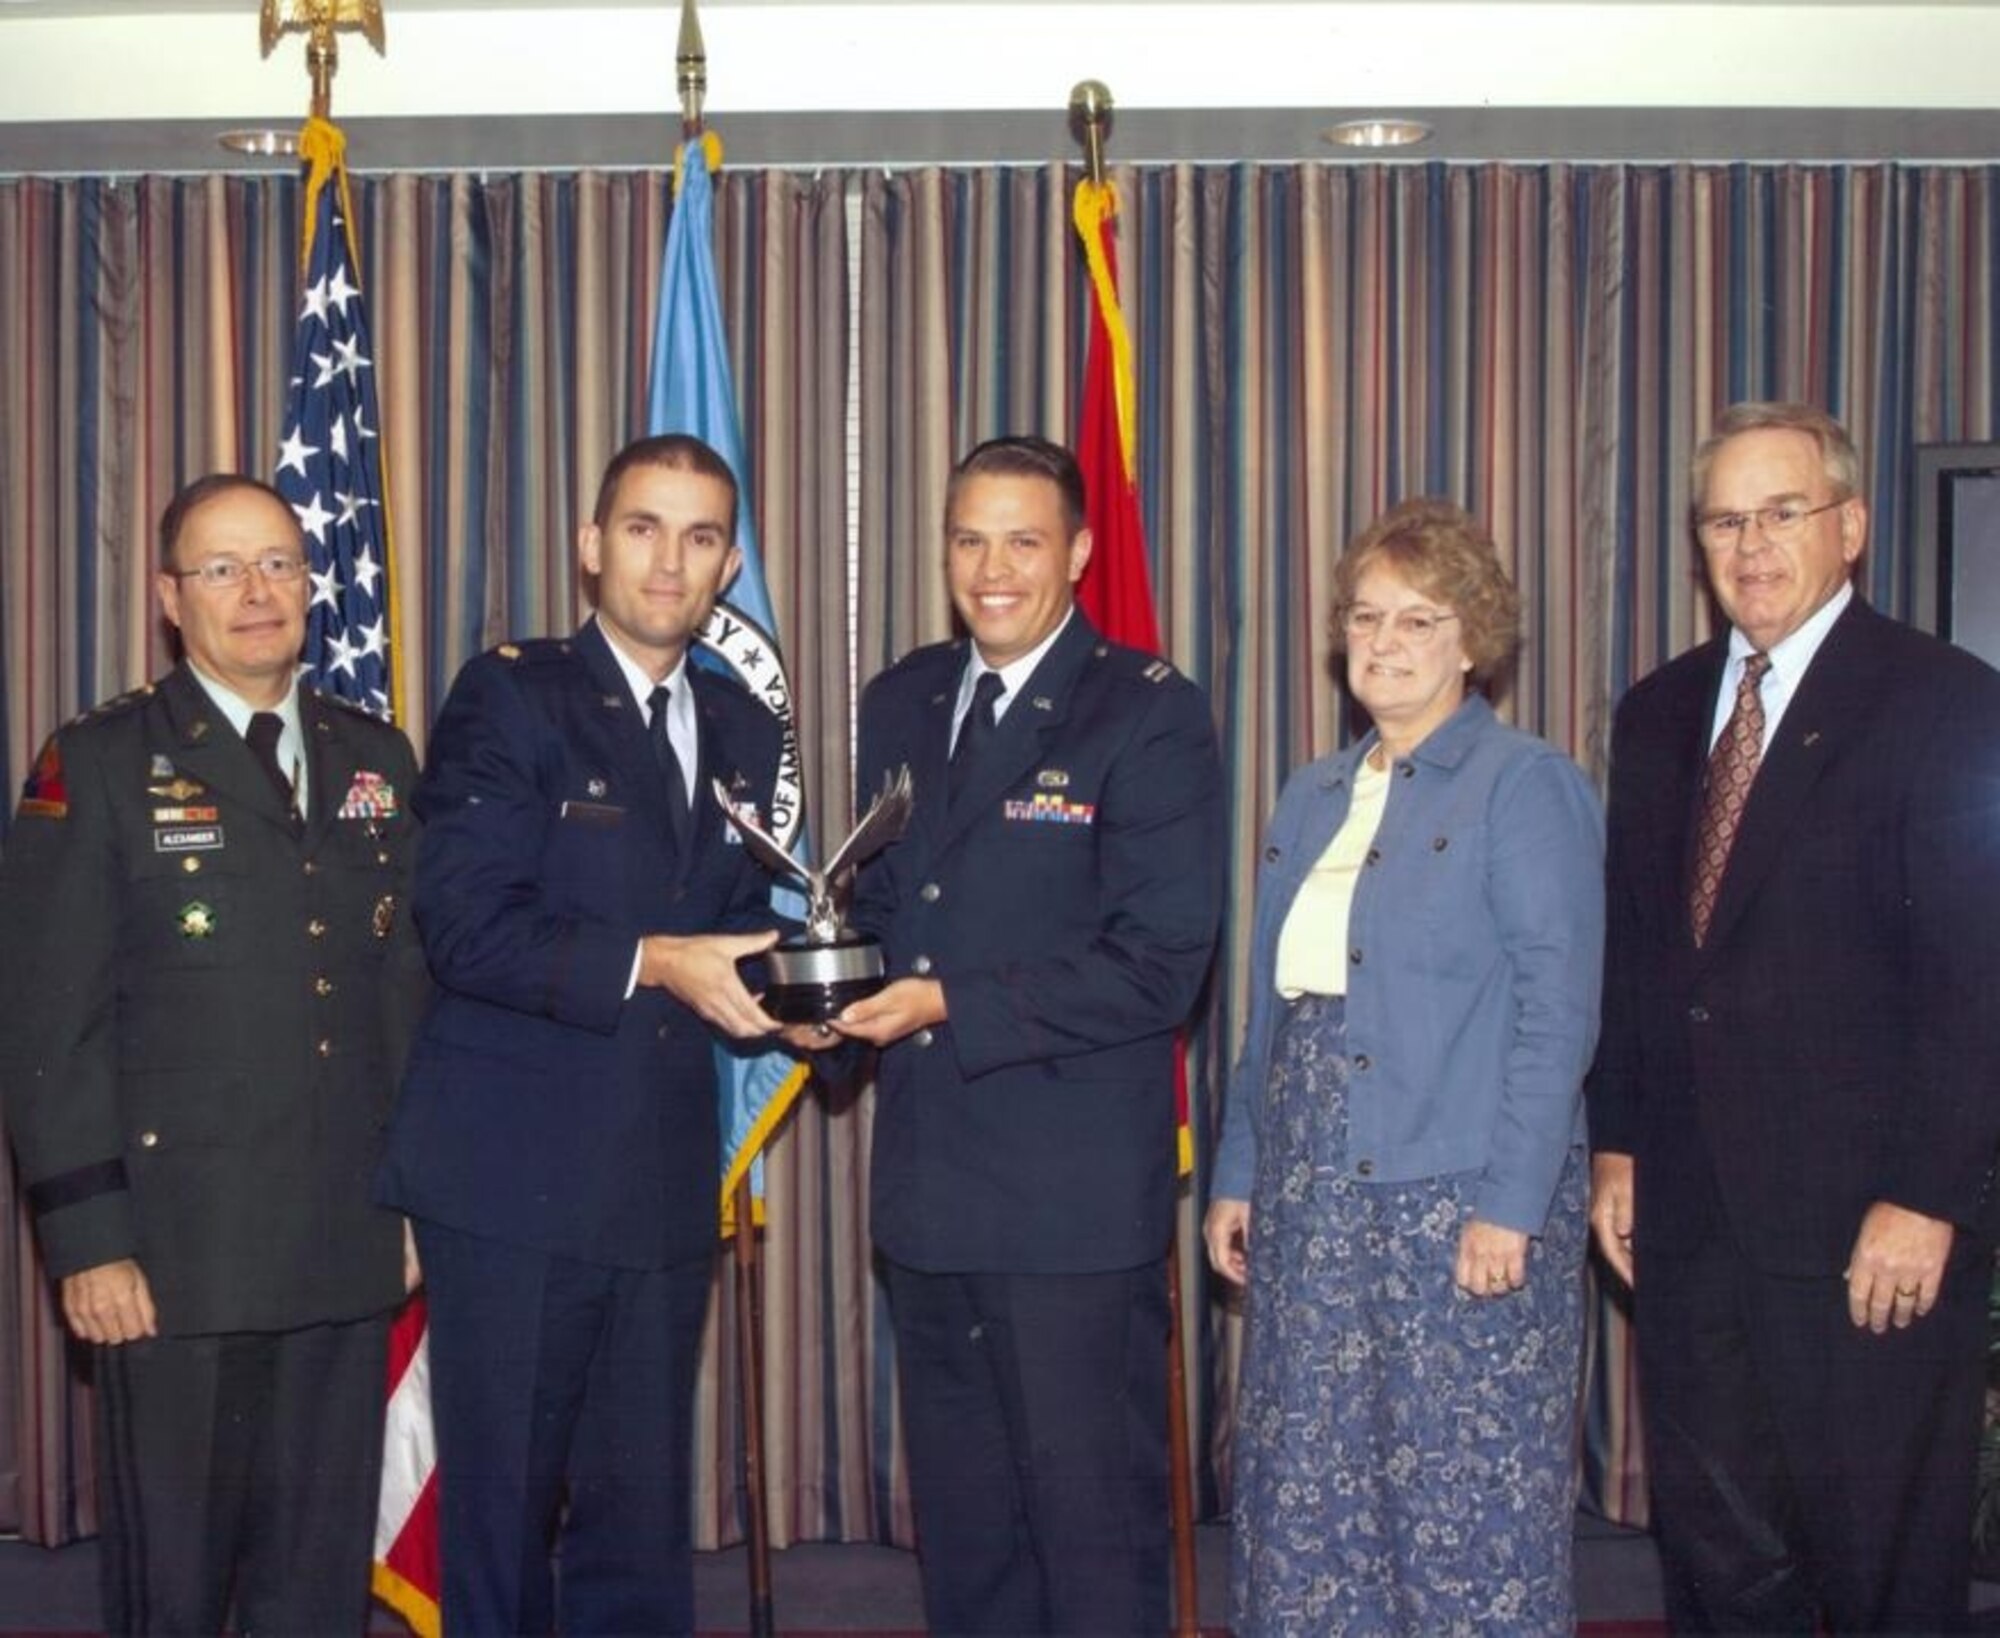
top-left (1699, 603), bottom-right (1877, 954)
top-left (909, 658), bottom-right (960, 850)
top-left (575, 621), bottom-right (683, 860)
top-left (302, 687), bottom-right (352, 847)
top-left (157, 665), bottom-right (296, 835)
top-left (935, 617), bottom-right (1096, 852)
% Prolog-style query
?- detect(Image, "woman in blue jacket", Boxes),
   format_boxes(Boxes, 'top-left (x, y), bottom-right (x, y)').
top-left (1205, 499), bottom-right (1604, 1636)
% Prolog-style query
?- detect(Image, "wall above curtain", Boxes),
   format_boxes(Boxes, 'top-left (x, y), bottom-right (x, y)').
top-left (5, 0), bottom-right (2000, 172)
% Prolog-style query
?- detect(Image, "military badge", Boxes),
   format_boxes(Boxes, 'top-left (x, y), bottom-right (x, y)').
top-left (1003, 794), bottom-right (1097, 826)
top-left (338, 770), bottom-right (399, 820)
top-left (148, 777), bottom-right (207, 801)
top-left (1036, 769), bottom-right (1071, 790)
top-left (176, 901), bottom-right (217, 939)
top-left (372, 895), bottom-right (397, 939)
top-left (149, 754), bottom-right (175, 779)
top-left (20, 739), bottom-right (68, 819)
top-left (586, 777), bottom-right (608, 799)
top-left (155, 826), bottom-right (224, 854)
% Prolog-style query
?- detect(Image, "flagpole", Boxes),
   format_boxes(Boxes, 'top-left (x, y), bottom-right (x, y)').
top-left (678, 8), bottom-right (775, 1631)
top-left (1070, 77), bottom-right (1202, 1638)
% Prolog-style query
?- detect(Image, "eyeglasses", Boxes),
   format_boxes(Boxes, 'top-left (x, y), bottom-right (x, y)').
top-left (1339, 606), bottom-right (1461, 644)
top-left (169, 552), bottom-right (309, 590)
top-left (1695, 498), bottom-right (1845, 551)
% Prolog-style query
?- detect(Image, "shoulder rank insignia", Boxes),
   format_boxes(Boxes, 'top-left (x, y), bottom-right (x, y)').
top-left (497, 643), bottom-right (521, 660)
top-left (19, 739), bottom-right (68, 819)
top-left (1142, 659), bottom-right (1174, 683)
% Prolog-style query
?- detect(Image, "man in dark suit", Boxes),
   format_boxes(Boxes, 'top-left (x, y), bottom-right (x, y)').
top-left (1588, 402), bottom-right (2000, 1632)
top-left (376, 433), bottom-right (789, 1635)
top-left (832, 436), bottom-right (1225, 1634)
top-left (0, 474), bottom-right (426, 1633)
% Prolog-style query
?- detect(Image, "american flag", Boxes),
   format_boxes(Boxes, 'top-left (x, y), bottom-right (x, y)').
top-left (274, 118), bottom-right (436, 1638)
top-left (275, 136), bottom-right (393, 718)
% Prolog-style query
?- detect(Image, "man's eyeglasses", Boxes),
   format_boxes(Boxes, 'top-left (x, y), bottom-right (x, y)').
top-left (1695, 498), bottom-right (1845, 551)
top-left (1339, 606), bottom-right (1461, 644)
top-left (169, 553), bottom-right (308, 590)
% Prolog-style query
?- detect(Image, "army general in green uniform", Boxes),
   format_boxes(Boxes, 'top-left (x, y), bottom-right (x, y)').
top-left (0, 475), bottom-right (427, 1634)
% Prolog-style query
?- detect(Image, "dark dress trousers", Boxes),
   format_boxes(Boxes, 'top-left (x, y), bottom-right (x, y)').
top-left (1589, 598), bottom-right (2000, 1632)
top-left (0, 663), bottom-right (425, 1634)
top-left (376, 620), bottom-right (781, 1636)
top-left (850, 614), bottom-right (1226, 1634)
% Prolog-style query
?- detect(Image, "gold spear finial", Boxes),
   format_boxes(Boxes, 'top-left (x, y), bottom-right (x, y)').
top-left (1068, 80), bottom-right (1114, 188)
top-left (260, 0), bottom-right (386, 121)
top-left (678, 0), bottom-right (708, 138)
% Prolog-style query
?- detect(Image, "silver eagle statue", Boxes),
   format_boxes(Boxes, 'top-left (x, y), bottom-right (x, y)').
top-left (711, 766), bottom-right (914, 945)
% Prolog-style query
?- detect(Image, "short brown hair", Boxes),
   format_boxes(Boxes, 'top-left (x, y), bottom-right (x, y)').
top-left (592, 433), bottom-right (739, 537)
top-left (1691, 401), bottom-right (1861, 508)
top-left (944, 436), bottom-right (1087, 538)
top-left (157, 474), bottom-right (299, 570)
top-left (1332, 498), bottom-right (1522, 686)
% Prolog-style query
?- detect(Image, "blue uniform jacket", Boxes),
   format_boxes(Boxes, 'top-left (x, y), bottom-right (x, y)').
top-left (849, 614), bottom-right (1226, 1274)
top-left (1213, 694), bottom-right (1604, 1236)
top-left (377, 621), bottom-right (782, 1270)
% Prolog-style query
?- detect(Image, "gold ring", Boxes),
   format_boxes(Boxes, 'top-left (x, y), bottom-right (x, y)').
top-left (1896, 1285), bottom-right (1919, 1298)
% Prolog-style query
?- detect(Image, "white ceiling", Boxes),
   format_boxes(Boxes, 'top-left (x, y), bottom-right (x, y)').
top-left (3, 2), bottom-right (1998, 172)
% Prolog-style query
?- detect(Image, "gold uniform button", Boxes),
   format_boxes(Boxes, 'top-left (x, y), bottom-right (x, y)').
top-left (913, 1028), bottom-right (935, 1049)
top-left (377, 851), bottom-right (391, 866)
top-left (919, 882), bottom-right (942, 904)
top-left (317, 1038), bottom-right (333, 1057)
top-left (314, 976), bottom-right (334, 997)
top-left (912, 955), bottom-right (933, 975)
top-left (303, 859), bottom-right (319, 875)
top-left (307, 919), bottom-right (327, 938)
top-left (182, 856), bottom-right (202, 874)
top-left (139, 1131), bottom-right (159, 1149)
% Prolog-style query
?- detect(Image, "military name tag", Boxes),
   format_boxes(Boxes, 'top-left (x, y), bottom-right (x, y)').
top-left (155, 826), bottom-right (224, 853)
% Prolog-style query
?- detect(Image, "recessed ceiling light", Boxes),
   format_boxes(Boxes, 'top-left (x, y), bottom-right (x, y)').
top-left (1323, 118), bottom-right (1433, 150)
top-left (217, 129), bottom-right (299, 158)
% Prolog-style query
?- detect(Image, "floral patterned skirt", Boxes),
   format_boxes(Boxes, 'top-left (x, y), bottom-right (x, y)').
top-left (1230, 994), bottom-right (1587, 1638)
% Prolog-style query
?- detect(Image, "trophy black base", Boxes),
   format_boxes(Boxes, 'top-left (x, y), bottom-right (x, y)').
top-left (762, 936), bottom-right (887, 1025)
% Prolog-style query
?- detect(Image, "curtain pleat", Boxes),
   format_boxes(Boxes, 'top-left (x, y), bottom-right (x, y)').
top-left (3, 160), bottom-right (1998, 1554)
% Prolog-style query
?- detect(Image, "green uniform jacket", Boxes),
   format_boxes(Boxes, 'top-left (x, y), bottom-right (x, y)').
top-left (0, 664), bottom-right (427, 1335)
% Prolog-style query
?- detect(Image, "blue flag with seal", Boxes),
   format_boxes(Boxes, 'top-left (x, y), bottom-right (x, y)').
top-left (648, 133), bottom-right (811, 1232)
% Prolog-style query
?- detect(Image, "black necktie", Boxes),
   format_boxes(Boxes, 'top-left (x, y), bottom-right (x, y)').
top-left (949, 670), bottom-right (1006, 807)
top-left (648, 684), bottom-right (692, 851)
top-left (246, 711), bottom-right (300, 833)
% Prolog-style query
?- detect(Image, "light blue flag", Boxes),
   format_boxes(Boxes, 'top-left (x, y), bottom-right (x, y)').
top-left (648, 137), bottom-right (812, 1231)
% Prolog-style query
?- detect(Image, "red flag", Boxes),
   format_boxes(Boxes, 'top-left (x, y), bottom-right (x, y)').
top-left (1073, 178), bottom-right (1160, 654)
top-left (372, 1293), bottom-right (440, 1637)
top-left (1072, 176), bottom-right (1191, 1175)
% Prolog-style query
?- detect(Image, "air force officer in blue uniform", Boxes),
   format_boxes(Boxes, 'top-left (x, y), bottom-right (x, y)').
top-left (834, 437), bottom-right (1226, 1634)
top-left (377, 435), bottom-right (788, 1635)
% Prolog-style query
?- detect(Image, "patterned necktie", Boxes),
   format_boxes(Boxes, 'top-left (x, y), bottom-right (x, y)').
top-left (949, 670), bottom-right (1006, 808)
top-left (1689, 651), bottom-right (1771, 946)
top-left (246, 710), bottom-right (301, 833)
top-left (648, 684), bottom-right (692, 852)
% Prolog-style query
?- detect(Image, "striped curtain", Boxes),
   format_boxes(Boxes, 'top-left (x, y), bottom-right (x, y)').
top-left (3, 159), bottom-right (1997, 1549)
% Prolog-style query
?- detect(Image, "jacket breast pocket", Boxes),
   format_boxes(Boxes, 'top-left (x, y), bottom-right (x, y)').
top-left (125, 843), bottom-right (255, 970)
